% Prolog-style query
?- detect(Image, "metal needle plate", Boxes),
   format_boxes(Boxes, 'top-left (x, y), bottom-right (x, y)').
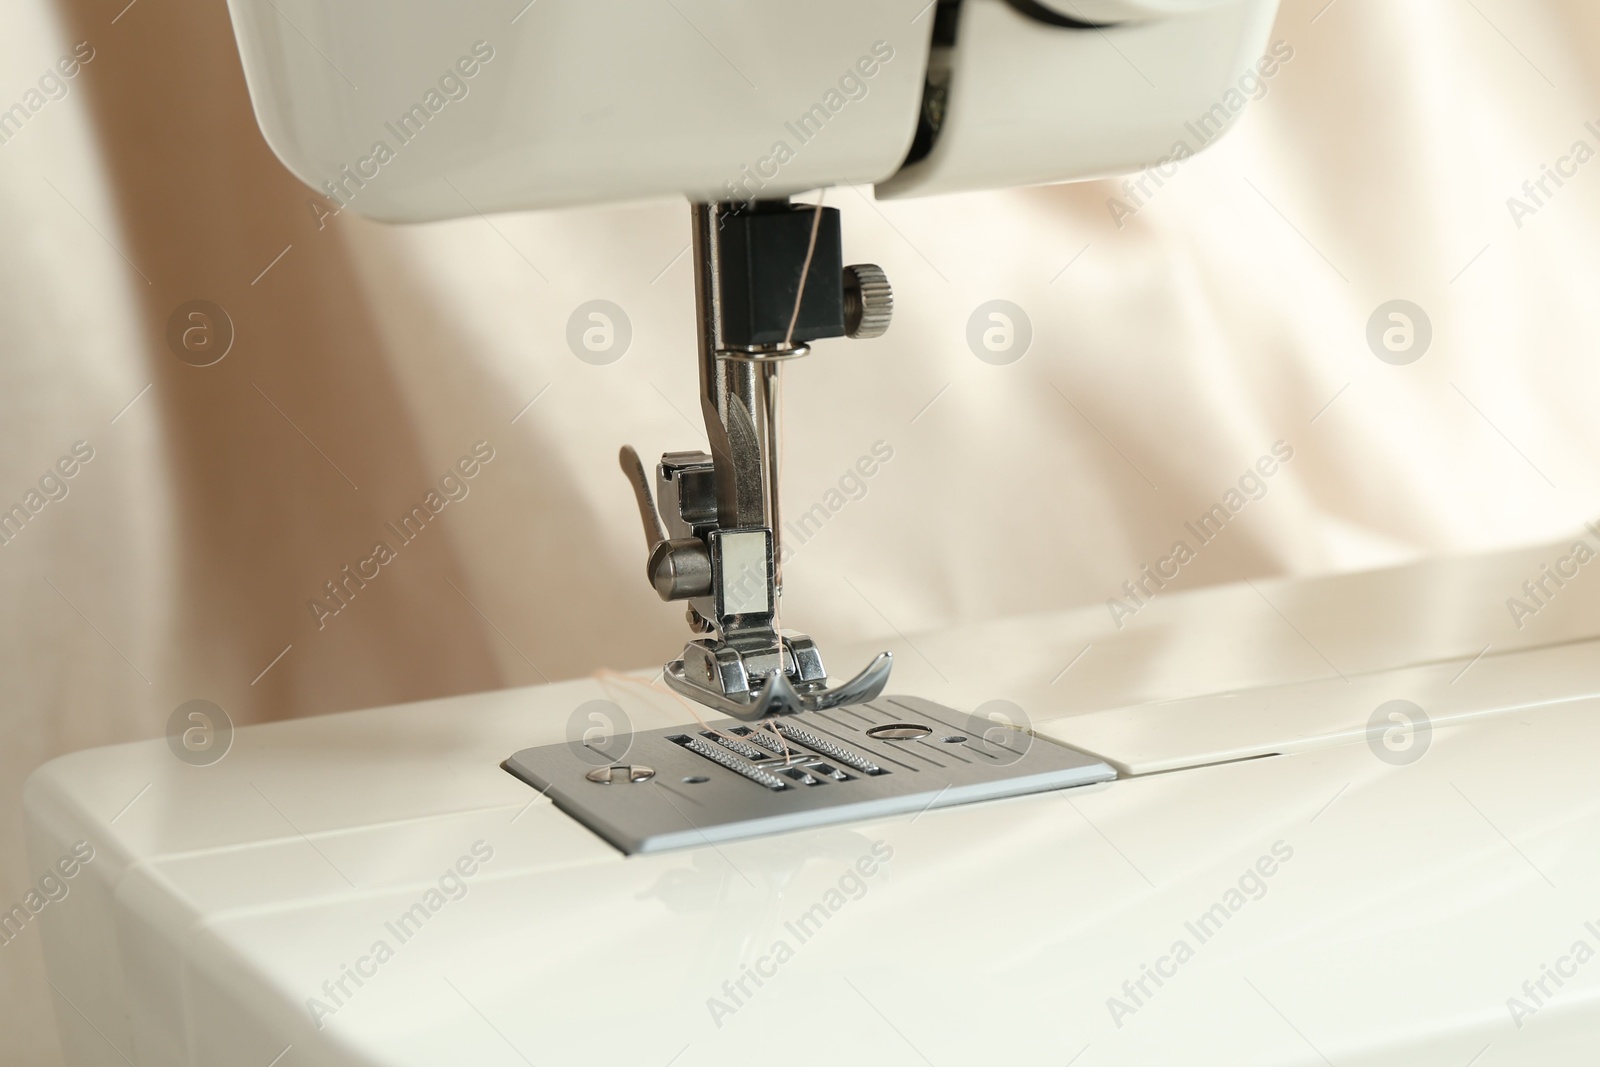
top-left (503, 695), bottom-right (1116, 854)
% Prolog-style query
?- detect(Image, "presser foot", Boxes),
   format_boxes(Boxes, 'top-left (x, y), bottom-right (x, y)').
top-left (664, 636), bottom-right (893, 720)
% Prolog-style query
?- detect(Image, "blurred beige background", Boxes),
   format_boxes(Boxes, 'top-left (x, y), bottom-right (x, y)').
top-left (4, 0), bottom-right (1600, 1061)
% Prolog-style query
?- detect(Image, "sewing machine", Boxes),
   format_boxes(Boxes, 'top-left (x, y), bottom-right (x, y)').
top-left (28, 2), bottom-right (1600, 1064)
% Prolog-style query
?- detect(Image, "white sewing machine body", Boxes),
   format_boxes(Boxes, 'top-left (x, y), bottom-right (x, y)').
top-left (222, 0), bottom-right (1280, 216)
top-left (25, 544), bottom-right (1600, 1065)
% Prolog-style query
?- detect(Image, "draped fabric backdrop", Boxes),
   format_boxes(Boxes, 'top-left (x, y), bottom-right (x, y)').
top-left (3, 0), bottom-right (1598, 1060)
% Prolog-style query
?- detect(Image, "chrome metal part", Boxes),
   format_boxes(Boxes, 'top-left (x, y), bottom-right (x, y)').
top-left (673, 736), bottom-right (788, 791)
top-left (505, 696), bottom-right (1118, 854)
top-left (716, 344), bottom-right (810, 363)
top-left (620, 446), bottom-right (715, 601)
top-left (867, 723), bottom-right (933, 740)
top-left (704, 731), bottom-right (771, 762)
top-left (646, 539), bottom-right (713, 601)
top-left (664, 648), bottom-right (893, 721)
top-left (769, 720), bottom-right (886, 775)
top-left (584, 765), bottom-right (656, 785)
top-left (620, 202), bottom-right (896, 719)
top-left (761, 360), bottom-right (783, 595)
top-left (619, 445), bottom-right (667, 549)
top-left (843, 263), bottom-right (893, 339)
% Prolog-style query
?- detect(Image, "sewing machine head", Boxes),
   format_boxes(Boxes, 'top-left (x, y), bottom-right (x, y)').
top-left (221, 0), bottom-right (1280, 836)
top-left (225, 0), bottom-right (1279, 214)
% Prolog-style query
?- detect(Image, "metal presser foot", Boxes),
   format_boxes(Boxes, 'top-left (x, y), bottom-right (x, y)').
top-left (620, 199), bottom-right (895, 721)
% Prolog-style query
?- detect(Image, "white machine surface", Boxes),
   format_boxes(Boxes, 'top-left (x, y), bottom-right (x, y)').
top-left (222, 0), bottom-right (1279, 215)
top-left (26, 541), bottom-right (1600, 1066)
